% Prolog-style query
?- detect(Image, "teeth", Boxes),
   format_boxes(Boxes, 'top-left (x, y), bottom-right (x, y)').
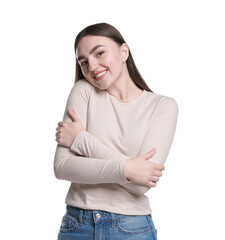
top-left (95, 71), bottom-right (106, 78)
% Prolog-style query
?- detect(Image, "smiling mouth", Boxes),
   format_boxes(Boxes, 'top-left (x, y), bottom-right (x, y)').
top-left (94, 70), bottom-right (108, 80)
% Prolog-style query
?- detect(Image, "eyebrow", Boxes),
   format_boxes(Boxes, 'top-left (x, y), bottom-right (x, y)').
top-left (77, 45), bottom-right (106, 61)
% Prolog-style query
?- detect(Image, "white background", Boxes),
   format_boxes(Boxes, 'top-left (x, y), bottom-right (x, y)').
top-left (0, 0), bottom-right (224, 239)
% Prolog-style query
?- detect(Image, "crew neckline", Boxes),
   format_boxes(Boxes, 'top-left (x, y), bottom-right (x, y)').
top-left (106, 89), bottom-right (147, 106)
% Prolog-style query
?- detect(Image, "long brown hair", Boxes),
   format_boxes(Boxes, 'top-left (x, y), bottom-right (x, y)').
top-left (74, 23), bottom-right (153, 92)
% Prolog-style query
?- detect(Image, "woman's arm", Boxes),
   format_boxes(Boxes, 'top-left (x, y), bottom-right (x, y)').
top-left (137, 98), bottom-right (178, 165)
top-left (66, 97), bottom-right (178, 193)
top-left (54, 80), bottom-right (178, 192)
top-left (125, 98), bottom-right (178, 191)
top-left (54, 80), bottom-right (131, 185)
top-left (54, 80), bottom-right (159, 192)
top-left (54, 82), bottom-right (155, 187)
top-left (54, 144), bottom-right (129, 184)
top-left (56, 107), bottom-right (161, 192)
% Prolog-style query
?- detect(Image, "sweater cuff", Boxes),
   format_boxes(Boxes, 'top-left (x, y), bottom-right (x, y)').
top-left (118, 158), bottom-right (131, 184)
top-left (70, 129), bottom-right (87, 153)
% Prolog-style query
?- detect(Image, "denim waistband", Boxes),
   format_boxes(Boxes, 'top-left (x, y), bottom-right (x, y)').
top-left (66, 205), bottom-right (152, 226)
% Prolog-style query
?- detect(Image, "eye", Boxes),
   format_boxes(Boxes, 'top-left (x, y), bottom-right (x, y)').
top-left (81, 61), bottom-right (88, 67)
top-left (97, 51), bottom-right (104, 57)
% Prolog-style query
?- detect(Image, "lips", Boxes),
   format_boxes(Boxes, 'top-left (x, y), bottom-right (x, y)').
top-left (93, 69), bottom-right (108, 79)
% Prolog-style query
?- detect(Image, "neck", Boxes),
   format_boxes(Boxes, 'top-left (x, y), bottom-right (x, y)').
top-left (106, 65), bottom-right (143, 102)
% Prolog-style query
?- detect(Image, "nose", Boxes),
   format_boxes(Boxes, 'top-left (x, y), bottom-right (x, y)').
top-left (88, 57), bottom-right (99, 72)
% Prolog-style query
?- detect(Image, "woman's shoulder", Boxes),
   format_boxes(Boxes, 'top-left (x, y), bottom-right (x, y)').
top-left (73, 79), bottom-right (108, 99)
top-left (73, 78), bottom-right (94, 91)
top-left (145, 90), bottom-right (178, 112)
top-left (66, 79), bottom-right (94, 104)
top-left (70, 78), bottom-right (94, 94)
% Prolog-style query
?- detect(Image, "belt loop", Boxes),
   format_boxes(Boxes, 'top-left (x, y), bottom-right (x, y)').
top-left (110, 213), bottom-right (116, 227)
top-left (78, 209), bottom-right (83, 226)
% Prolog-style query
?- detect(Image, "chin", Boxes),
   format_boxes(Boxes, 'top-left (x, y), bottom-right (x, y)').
top-left (94, 79), bottom-right (113, 91)
top-left (95, 84), bottom-right (108, 91)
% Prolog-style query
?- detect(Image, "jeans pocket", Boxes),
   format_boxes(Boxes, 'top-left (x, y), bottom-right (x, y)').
top-left (59, 212), bottom-right (79, 233)
top-left (146, 215), bottom-right (158, 239)
top-left (116, 215), bottom-right (152, 235)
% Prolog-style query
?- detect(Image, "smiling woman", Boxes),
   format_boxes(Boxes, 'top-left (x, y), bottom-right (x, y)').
top-left (54, 22), bottom-right (178, 240)
top-left (75, 35), bottom-right (132, 93)
top-left (74, 23), bottom-right (153, 94)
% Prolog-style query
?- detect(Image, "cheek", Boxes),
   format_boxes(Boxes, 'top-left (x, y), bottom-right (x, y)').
top-left (102, 54), bottom-right (113, 66)
top-left (104, 53), bottom-right (122, 70)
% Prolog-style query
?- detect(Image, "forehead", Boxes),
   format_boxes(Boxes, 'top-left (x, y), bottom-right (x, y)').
top-left (76, 35), bottom-right (118, 56)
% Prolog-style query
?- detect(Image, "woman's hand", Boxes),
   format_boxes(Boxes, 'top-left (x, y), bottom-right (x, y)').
top-left (124, 149), bottom-right (165, 187)
top-left (55, 107), bottom-right (85, 148)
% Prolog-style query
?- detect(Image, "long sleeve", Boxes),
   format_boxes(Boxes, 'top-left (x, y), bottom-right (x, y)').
top-left (70, 130), bottom-right (129, 160)
top-left (69, 130), bottom-right (148, 193)
top-left (69, 96), bottom-right (178, 193)
top-left (53, 80), bottom-right (130, 185)
top-left (53, 80), bottom-right (179, 215)
top-left (137, 98), bottom-right (178, 164)
top-left (54, 148), bottom-right (128, 184)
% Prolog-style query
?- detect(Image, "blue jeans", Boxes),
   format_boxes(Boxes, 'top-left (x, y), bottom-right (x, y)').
top-left (57, 205), bottom-right (157, 240)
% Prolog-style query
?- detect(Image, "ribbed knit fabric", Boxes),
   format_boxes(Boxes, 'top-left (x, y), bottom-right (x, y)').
top-left (54, 79), bottom-right (178, 215)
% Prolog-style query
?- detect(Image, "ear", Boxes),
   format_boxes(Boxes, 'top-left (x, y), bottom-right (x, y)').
top-left (120, 43), bottom-right (129, 62)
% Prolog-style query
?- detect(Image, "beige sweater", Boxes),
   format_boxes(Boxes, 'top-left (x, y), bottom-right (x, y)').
top-left (54, 79), bottom-right (178, 215)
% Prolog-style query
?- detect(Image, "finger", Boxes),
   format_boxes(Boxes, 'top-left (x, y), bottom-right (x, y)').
top-left (151, 176), bottom-right (160, 182)
top-left (154, 169), bottom-right (163, 177)
top-left (68, 107), bottom-right (78, 122)
top-left (55, 132), bottom-right (60, 138)
top-left (152, 163), bottom-right (165, 171)
top-left (55, 132), bottom-right (60, 137)
top-left (150, 148), bottom-right (156, 154)
top-left (143, 149), bottom-right (156, 159)
top-left (147, 181), bottom-right (157, 188)
top-left (58, 122), bottom-right (63, 127)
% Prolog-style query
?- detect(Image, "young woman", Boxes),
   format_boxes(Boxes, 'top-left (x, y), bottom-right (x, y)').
top-left (54, 22), bottom-right (178, 240)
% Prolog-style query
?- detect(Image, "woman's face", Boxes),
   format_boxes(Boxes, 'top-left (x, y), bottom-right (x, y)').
top-left (76, 35), bottom-right (128, 90)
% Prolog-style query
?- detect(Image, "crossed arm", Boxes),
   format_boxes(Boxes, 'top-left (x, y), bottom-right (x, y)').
top-left (56, 111), bottom-right (158, 193)
top-left (54, 80), bottom-right (178, 194)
